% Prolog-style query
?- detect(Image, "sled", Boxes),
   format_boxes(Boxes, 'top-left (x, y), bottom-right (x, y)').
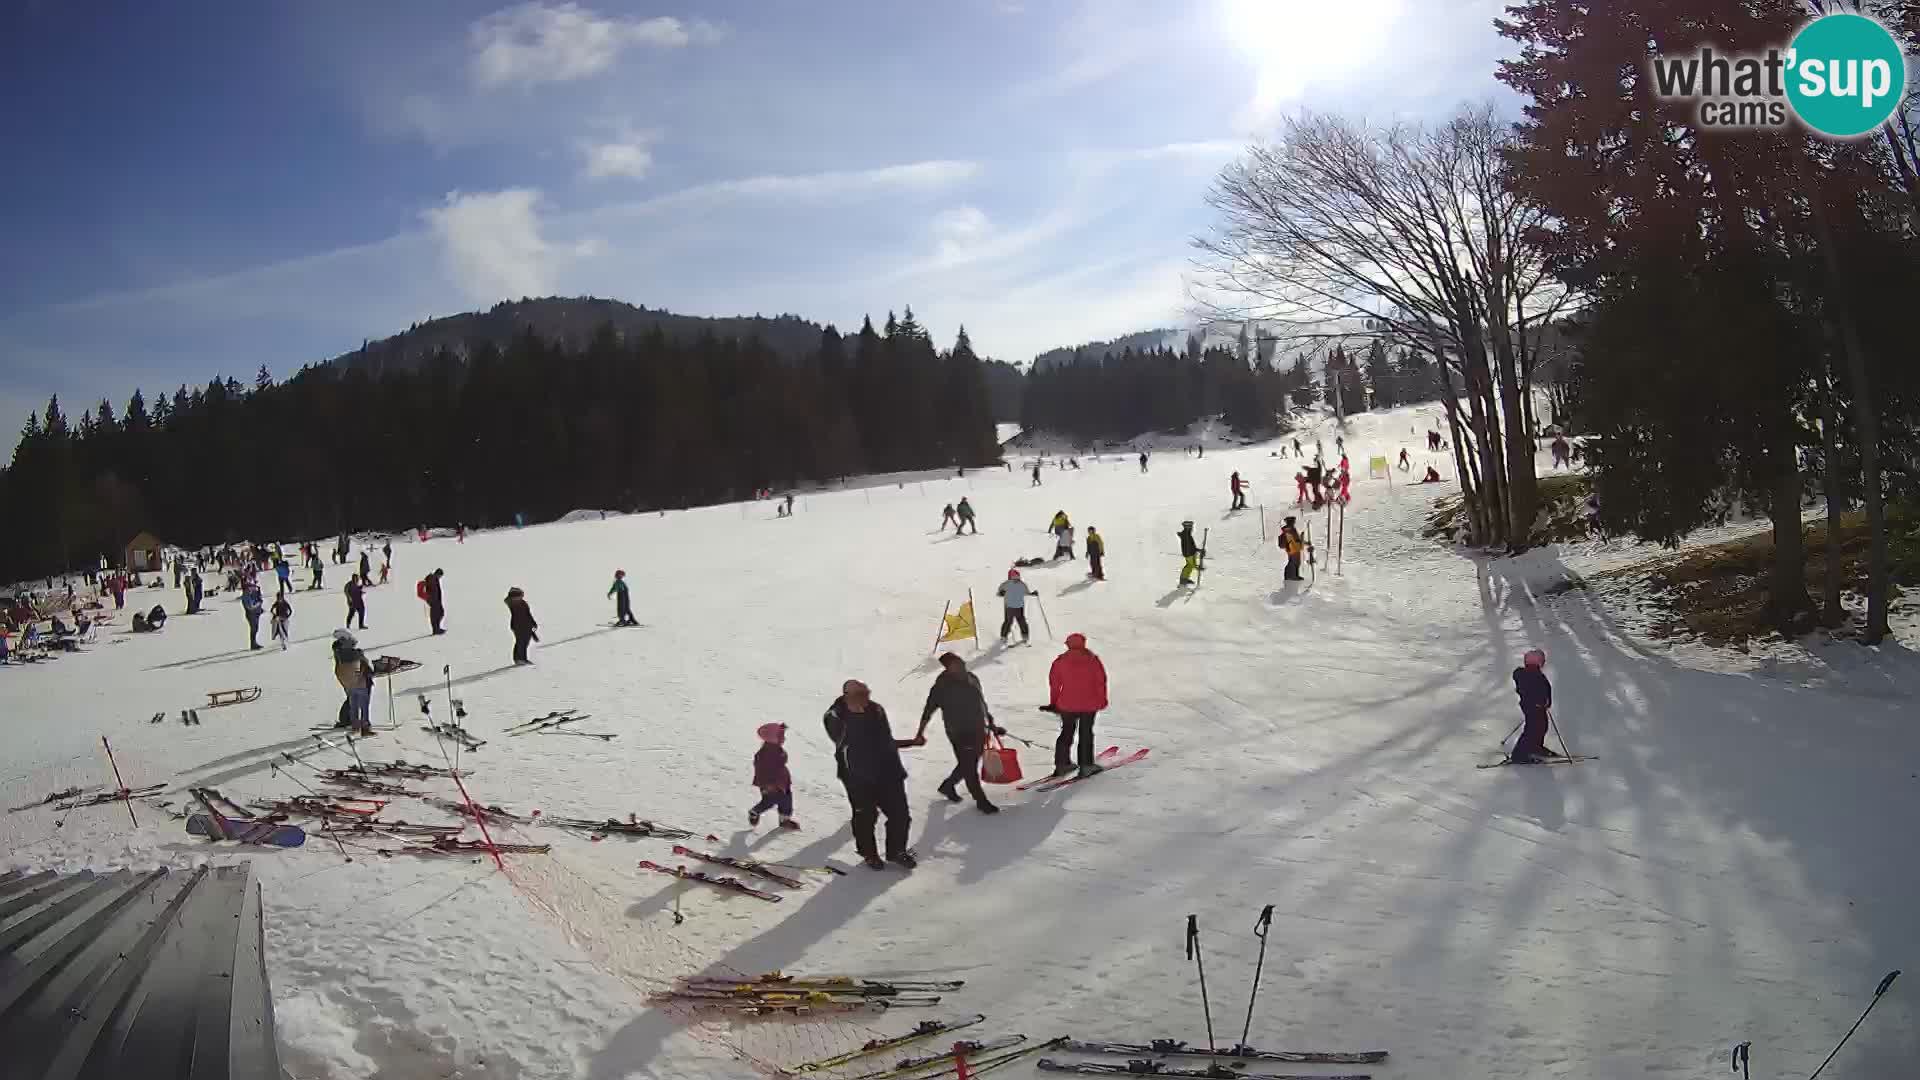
top-left (370, 655), bottom-right (419, 677)
top-left (206, 687), bottom-right (261, 708)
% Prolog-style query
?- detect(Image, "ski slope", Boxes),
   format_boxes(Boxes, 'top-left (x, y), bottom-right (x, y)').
top-left (3, 403), bottom-right (1915, 1080)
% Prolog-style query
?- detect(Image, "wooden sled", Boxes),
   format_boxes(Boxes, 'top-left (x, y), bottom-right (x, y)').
top-left (206, 687), bottom-right (262, 707)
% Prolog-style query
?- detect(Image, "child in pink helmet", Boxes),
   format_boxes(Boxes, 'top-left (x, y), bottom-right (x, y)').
top-left (749, 722), bottom-right (799, 829)
top-left (1510, 648), bottom-right (1555, 763)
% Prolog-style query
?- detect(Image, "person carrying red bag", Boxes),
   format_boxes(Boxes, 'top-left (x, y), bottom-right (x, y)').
top-left (915, 652), bottom-right (1001, 814)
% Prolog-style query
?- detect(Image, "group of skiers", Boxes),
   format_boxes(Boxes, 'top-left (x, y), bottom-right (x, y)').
top-left (775, 633), bottom-right (1111, 869)
top-left (938, 498), bottom-right (978, 534)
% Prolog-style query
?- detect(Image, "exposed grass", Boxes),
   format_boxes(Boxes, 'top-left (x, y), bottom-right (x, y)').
top-left (1423, 471), bottom-right (1593, 545)
top-left (1590, 503), bottom-right (1919, 647)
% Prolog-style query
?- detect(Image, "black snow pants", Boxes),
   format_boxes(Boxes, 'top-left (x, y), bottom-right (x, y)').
top-left (429, 602), bottom-right (445, 634)
top-left (1513, 705), bottom-right (1551, 759)
top-left (1055, 711), bottom-right (1097, 771)
top-left (943, 735), bottom-right (990, 804)
top-left (845, 776), bottom-right (911, 858)
top-left (512, 629), bottom-right (534, 665)
top-left (999, 607), bottom-right (1030, 641)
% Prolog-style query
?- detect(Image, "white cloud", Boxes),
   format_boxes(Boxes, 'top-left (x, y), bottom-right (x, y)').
top-left (469, 3), bottom-right (721, 90)
top-left (930, 206), bottom-right (993, 262)
top-left (580, 131), bottom-right (657, 180)
top-left (423, 189), bottom-right (567, 302)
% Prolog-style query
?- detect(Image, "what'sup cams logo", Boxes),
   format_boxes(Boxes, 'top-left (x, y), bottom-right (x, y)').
top-left (1650, 12), bottom-right (1909, 137)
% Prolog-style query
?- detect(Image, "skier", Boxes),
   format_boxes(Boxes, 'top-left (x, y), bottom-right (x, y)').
top-left (1138, 451), bottom-right (1148, 473)
top-left (358, 550), bottom-right (372, 587)
top-left (331, 629), bottom-right (375, 735)
top-left (1047, 632), bottom-right (1108, 778)
top-left (914, 652), bottom-right (1001, 813)
top-left (186, 567), bottom-right (203, 614)
top-left (955, 497), bottom-right (978, 535)
top-left (1295, 471), bottom-right (1310, 506)
top-left (1292, 437), bottom-right (1302, 457)
top-left (996, 569), bottom-right (1034, 644)
top-left (422, 569), bottom-right (446, 635)
top-left (1427, 429), bottom-right (1442, 452)
top-left (1229, 471), bottom-right (1248, 511)
top-left (608, 569), bottom-right (638, 626)
top-left (1510, 648), bottom-right (1555, 763)
top-left (344, 576), bottom-right (368, 630)
top-left (1177, 521), bottom-right (1203, 587)
top-left (1337, 464), bottom-right (1353, 505)
top-left (1550, 434), bottom-right (1572, 469)
top-left (939, 504), bottom-right (958, 532)
top-left (336, 533), bottom-right (349, 565)
top-left (307, 549), bottom-right (323, 591)
top-left (274, 557), bottom-right (292, 595)
top-left (1420, 466), bottom-right (1443, 484)
top-left (1085, 526), bottom-right (1105, 581)
top-left (381, 538), bottom-right (392, 568)
top-left (457, 523), bottom-right (467, 543)
top-left (1398, 448), bottom-right (1411, 472)
top-left (240, 583), bottom-right (264, 650)
top-left (1054, 522), bottom-right (1075, 560)
top-left (505, 587), bottom-right (538, 665)
top-left (783, 493), bottom-right (796, 517)
top-left (823, 679), bottom-right (924, 869)
top-left (748, 722), bottom-right (799, 829)
top-left (269, 591), bottom-right (293, 649)
top-left (1279, 517), bottom-right (1306, 581)
top-left (1031, 463), bottom-right (1043, 487)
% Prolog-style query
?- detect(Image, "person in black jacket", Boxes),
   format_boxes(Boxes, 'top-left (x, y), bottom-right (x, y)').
top-left (1510, 648), bottom-right (1555, 762)
top-left (913, 653), bottom-right (1001, 814)
top-left (344, 576), bottom-right (369, 630)
top-left (506, 587), bottom-right (538, 665)
top-left (823, 680), bottom-right (925, 869)
top-left (425, 568), bottom-right (446, 634)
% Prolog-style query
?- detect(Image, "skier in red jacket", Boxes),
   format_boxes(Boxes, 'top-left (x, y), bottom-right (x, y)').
top-left (1047, 632), bottom-right (1109, 778)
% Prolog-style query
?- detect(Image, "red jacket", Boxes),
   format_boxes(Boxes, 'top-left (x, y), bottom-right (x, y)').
top-left (1049, 640), bottom-right (1108, 713)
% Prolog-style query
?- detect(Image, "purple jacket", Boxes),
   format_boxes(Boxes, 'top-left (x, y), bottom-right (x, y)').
top-left (752, 743), bottom-right (791, 789)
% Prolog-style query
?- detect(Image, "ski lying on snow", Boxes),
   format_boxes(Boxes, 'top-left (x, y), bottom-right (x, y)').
top-left (535, 812), bottom-right (716, 840)
top-left (422, 723), bottom-right (486, 749)
top-left (1038, 1059), bottom-right (1369, 1079)
top-left (379, 838), bottom-right (550, 856)
top-left (784, 1014), bottom-right (987, 1073)
top-left (902, 1037), bottom-right (1067, 1080)
top-left (1061, 1040), bottom-right (1388, 1065)
top-left (693, 974), bottom-right (965, 994)
top-left (637, 860), bottom-right (782, 901)
top-left (51, 783), bottom-right (167, 811)
top-left (503, 708), bottom-right (580, 731)
top-left (842, 1035), bottom-right (1028, 1080)
top-left (1477, 754), bottom-right (1598, 769)
top-left (670, 845), bottom-right (808, 888)
top-left (508, 712), bottom-right (592, 736)
top-left (427, 796), bottom-right (527, 823)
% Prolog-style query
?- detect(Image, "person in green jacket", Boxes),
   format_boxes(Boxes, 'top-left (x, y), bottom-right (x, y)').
top-left (608, 570), bottom-right (638, 626)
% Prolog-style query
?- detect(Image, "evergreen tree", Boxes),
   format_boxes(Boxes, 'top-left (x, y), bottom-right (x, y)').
top-left (1363, 340), bottom-right (1396, 409)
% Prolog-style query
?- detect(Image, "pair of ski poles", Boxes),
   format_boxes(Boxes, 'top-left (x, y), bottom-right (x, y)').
top-left (1499, 707), bottom-right (1576, 759)
top-left (1184, 905), bottom-right (1276, 1054)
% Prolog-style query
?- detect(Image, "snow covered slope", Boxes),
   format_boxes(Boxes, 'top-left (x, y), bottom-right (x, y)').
top-left (3, 403), bottom-right (1915, 1080)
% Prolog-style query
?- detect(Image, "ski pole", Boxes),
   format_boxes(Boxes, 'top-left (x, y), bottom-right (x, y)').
top-left (1546, 707), bottom-right (1575, 758)
top-left (101, 736), bottom-right (138, 828)
top-left (1500, 719), bottom-right (1523, 750)
top-left (1186, 914), bottom-right (1216, 1053)
top-left (1807, 970), bottom-right (1900, 1080)
top-left (1239, 904), bottom-right (1275, 1050)
top-left (1033, 596), bottom-right (1054, 640)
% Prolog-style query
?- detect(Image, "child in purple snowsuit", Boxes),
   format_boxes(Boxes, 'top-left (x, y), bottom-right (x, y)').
top-left (749, 723), bottom-right (799, 829)
top-left (1510, 648), bottom-right (1554, 762)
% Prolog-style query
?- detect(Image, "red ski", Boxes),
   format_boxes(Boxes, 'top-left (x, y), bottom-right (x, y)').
top-left (1022, 748), bottom-right (1150, 792)
top-left (1016, 746), bottom-right (1120, 791)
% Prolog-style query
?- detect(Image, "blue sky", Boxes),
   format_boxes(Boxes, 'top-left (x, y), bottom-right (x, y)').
top-left (0, 0), bottom-right (1516, 435)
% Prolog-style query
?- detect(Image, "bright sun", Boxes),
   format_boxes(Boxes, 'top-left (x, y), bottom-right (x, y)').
top-left (1220, 0), bottom-right (1404, 115)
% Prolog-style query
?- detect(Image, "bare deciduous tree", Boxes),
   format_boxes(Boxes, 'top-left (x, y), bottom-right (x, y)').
top-left (1193, 107), bottom-right (1580, 549)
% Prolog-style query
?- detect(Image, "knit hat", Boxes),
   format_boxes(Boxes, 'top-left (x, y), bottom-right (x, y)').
top-left (1523, 648), bottom-right (1546, 668)
top-left (1008, 568), bottom-right (1020, 579)
top-left (756, 722), bottom-right (786, 744)
top-left (1065, 632), bottom-right (1087, 649)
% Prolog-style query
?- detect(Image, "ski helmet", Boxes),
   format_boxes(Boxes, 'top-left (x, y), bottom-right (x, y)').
top-left (756, 722), bottom-right (786, 744)
top-left (1008, 568), bottom-right (1021, 579)
top-left (1523, 648), bottom-right (1546, 668)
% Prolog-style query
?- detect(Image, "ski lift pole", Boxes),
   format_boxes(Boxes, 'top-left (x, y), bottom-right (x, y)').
top-left (1239, 904), bottom-right (1275, 1050)
top-left (1186, 914), bottom-right (1217, 1053)
top-left (1807, 971), bottom-right (1900, 1080)
top-left (100, 736), bottom-right (137, 828)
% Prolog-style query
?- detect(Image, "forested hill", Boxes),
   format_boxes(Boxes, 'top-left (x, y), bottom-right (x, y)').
top-left (328, 297), bottom-right (830, 374)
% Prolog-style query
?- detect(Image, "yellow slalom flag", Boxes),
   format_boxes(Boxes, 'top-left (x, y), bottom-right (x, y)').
top-left (939, 600), bottom-right (977, 644)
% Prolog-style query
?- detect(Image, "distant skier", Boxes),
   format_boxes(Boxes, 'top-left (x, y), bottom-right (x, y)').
top-left (914, 652), bottom-right (1001, 814)
top-left (457, 523), bottom-right (467, 543)
top-left (1295, 471), bottom-right (1310, 506)
top-left (1509, 648), bottom-right (1555, 763)
top-left (823, 679), bottom-right (925, 869)
top-left (241, 583), bottom-right (264, 650)
top-left (382, 538), bottom-right (393, 568)
top-left (608, 569), bottom-right (637, 626)
top-left (274, 557), bottom-right (292, 594)
top-left (1420, 466), bottom-right (1443, 484)
top-left (358, 550), bottom-right (372, 587)
top-left (1177, 521), bottom-right (1203, 587)
top-left (344, 576), bottom-right (368, 630)
top-left (1398, 448), bottom-right (1411, 472)
top-left (1279, 517), bottom-right (1306, 581)
top-left (311, 550), bottom-right (326, 591)
top-left (1229, 471), bottom-right (1248, 511)
top-left (955, 497), bottom-right (978, 535)
top-left (269, 591), bottom-right (293, 650)
top-left (505, 587), bottom-right (538, 665)
top-left (1550, 435), bottom-right (1572, 469)
top-left (1047, 632), bottom-right (1108, 778)
top-left (422, 568), bottom-right (446, 635)
top-left (748, 722), bottom-right (799, 829)
top-left (1055, 523), bottom-right (1075, 560)
top-left (1292, 437), bottom-right (1302, 457)
top-left (996, 569), bottom-right (1034, 643)
top-left (1031, 463), bottom-right (1043, 487)
top-left (940, 504), bottom-right (958, 532)
top-left (1085, 526), bottom-right (1106, 580)
top-left (1138, 451), bottom-right (1149, 473)
top-left (1427, 429), bottom-right (1442, 452)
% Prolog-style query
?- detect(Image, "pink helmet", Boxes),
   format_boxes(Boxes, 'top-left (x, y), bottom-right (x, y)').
top-left (1522, 648), bottom-right (1546, 668)
top-left (1008, 568), bottom-right (1020, 579)
top-left (756, 722), bottom-right (786, 744)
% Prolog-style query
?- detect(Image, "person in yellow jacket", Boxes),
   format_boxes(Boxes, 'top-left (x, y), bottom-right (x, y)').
top-left (1085, 526), bottom-right (1106, 581)
top-left (1279, 516), bottom-right (1307, 581)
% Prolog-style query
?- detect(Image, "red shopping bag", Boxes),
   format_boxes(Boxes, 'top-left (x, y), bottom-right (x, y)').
top-left (980, 733), bottom-right (1023, 784)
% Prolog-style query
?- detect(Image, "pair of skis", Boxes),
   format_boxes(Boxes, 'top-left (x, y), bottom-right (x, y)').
top-left (684, 975), bottom-right (963, 998)
top-left (670, 844), bottom-right (844, 888)
top-left (506, 709), bottom-right (587, 735)
top-left (637, 860), bottom-right (782, 901)
top-left (1015, 745), bottom-right (1152, 792)
top-left (423, 722), bottom-right (486, 750)
top-left (1058, 1041), bottom-right (1387, 1065)
top-left (786, 1014), bottom-right (987, 1073)
top-left (1037, 1058), bottom-right (1370, 1079)
top-left (534, 811), bottom-right (716, 841)
top-left (1478, 753), bottom-right (1598, 769)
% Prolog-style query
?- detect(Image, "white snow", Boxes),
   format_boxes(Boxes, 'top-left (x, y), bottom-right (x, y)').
top-left (4, 402), bottom-right (1915, 1080)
